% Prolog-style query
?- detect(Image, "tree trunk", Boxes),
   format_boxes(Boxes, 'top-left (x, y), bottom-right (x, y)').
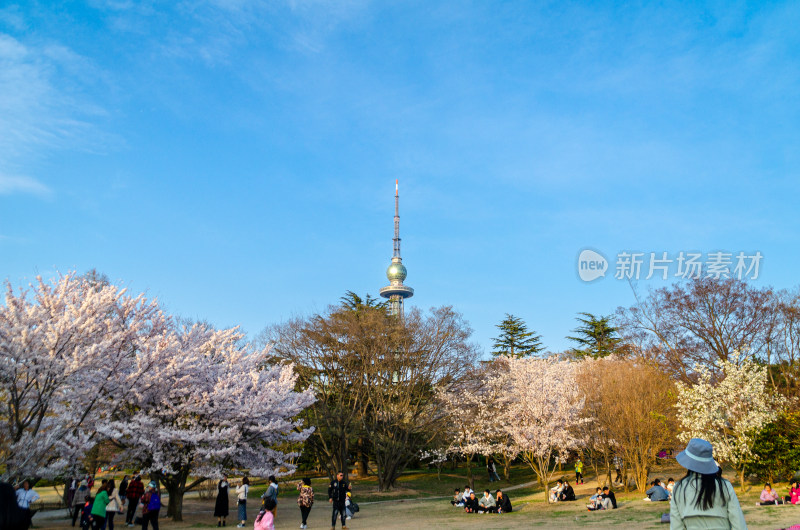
top-left (739, 466), bottom-right (747, 493)
top-left (356, 437), bottom-right (369, 477)
top-left (156, 469), bottom-right (189, 522)
top-left (466, 454), bottom-right (474, 490)
top-left (499, 451), bottom-right (512, 480)
top-left (166, 483), bottom-right (186, 521)
top-left (622, 461), bottom-right (629, 493)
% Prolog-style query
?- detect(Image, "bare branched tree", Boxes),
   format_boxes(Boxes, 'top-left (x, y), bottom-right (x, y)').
top-left (266, 303), bottom-right (478, 491)
top-left (617, 278), bottom-right (777, 380)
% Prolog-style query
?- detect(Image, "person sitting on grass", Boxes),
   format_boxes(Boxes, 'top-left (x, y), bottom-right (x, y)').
top-left (666, 478), bottom-right (675, 493)
top-left (788, 480), bottom-right (800, 505)
top-left (601, 486), bottom-right (617, 509)
top-left (645, 479), bottom-right (670, 501)
top-left (758, 483), bottom-right (783, 505)
top-left (464, 491), bottom-right (479, 513)
top-left (587, 488), bottom-right (604, 511)
top-left (462, 484), bottom-right (472, 500)
top-left (478, 490), bottom-right (496, 513)
top-left (549, 480), bottom-right (564, 503)
top-left (450, 488), bottom-right (463, 507)
top-left (495, 490), bottom-right (512, 513)
top-left (559, 480), bottom-right (576, 501)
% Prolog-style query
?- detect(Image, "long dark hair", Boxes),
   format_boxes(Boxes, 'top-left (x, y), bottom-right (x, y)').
top-left (0, 482), bottom-right (28, 530)
top-left (676, 469), bottom-right (728, 510)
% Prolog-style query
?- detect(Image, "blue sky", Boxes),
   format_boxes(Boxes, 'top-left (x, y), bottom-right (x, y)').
top-left (1, 1), bottom-right (799, 355)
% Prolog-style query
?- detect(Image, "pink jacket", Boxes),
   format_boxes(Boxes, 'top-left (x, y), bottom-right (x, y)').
top-left (253, 511), bottom-right (274, 530)
top-left (760, 488), bottom-right (779, 503)
top-left (791, 486), bottom-right (800, 505)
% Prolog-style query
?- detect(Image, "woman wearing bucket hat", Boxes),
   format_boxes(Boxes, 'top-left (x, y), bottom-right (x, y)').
top-left (669, 438), bottom-right (747, 529)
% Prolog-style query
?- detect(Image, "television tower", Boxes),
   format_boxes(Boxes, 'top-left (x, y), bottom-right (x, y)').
top-left (380, 180), bottom-right (414, 317)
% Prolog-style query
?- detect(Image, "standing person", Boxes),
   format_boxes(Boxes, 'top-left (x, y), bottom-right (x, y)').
top-left (487, 457), bottom-right (500, 483)
top-left (214, 475), bottom-right (229, 527)
top-left (328, 471), bottom-right (351, 530)
top-left (15, 480), bottom-right (40, 529)
top-left (575, 459), bottom-right (584, 484)
top-left (67, 477), bottom-right (78, 508)
top-left (97, 480), bottom-right (108, 496)
top-left (235, 477), bottom-right (249, 528)
top-left (124, 476), bottom-right (143, 527)
top-left (118, 477), bottom-right (129, 500)
top-left (669, 438), bottom-right (746, 530)
top-left (262, 476), bottom-right (279, 507)
top-left (1, 481), bottom-right (30, 530)
top-left (105, 480), bottom-right (123, 530)
top-left (254, 499), bottom-right (276, 530)
top-left (296, 478), bottom-right (314, 529)
top-left (73, 480), bottom-right (90, 527)
top-left (90, 482), bottom-right (110, 530)
top-left (139, 482), bottom-right (161, 530)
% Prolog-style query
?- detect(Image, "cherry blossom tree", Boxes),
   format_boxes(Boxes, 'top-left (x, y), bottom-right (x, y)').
top-left (102, 322), bottom-right (315, 521)
top-left (438, 382), bottom-right (500, 489)
top-left (493, 356), bottom-right (584, 499)
top-left (675, 353), bottom-right (778, 490)
top-left (0, 274), bottom-right (168, 482)
top-left (418, 448), bottom-right (448, 480)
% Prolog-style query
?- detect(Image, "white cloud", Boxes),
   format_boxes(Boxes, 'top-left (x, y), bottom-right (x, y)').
top-left (0, 174), bottom-right (52, 197)
top-left (0, 32), bottom-right (113, 172)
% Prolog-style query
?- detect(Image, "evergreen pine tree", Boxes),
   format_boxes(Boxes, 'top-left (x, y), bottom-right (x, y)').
top-left (491, 313), bottom-right (544, 358)
top-left (566, 312), bottom-right (621, 358)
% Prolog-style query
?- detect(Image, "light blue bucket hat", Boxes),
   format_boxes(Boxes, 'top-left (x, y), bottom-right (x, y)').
top-left (676, 438), bottom-right (719, 475)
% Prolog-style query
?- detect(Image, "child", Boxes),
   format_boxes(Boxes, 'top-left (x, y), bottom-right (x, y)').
top-left (345, 491), bottom-right (358, 519)
top-left (80, 497), bottom-right (93, 530)
top-left (254, 498), bottom-right (276, 530)
top-left (450, 488), bottom-right (463, 507)
top-left (587, 488), bottom-right (604, 511)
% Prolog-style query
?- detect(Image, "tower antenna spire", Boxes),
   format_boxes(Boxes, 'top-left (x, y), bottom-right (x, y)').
top-left (380, 179), bottom-right (413, 317)
top-left (393, 179), bottom-right (400, 258)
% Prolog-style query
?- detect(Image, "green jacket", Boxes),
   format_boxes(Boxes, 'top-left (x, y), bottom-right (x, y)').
top-left (91, 490), bottom-right (110, 517)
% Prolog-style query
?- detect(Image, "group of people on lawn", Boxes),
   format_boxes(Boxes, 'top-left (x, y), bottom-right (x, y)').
top-left (548, 479), bottom-right (618, 510)
top-left (757, 481), bottom-right (800, 505)
top-left (451, 485), bottom-right (512, 513)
